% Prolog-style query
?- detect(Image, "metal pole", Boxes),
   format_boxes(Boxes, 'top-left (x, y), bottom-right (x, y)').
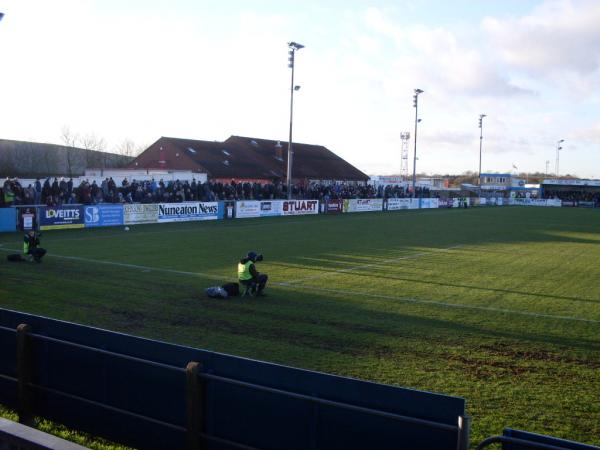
top-left (286, 51), bottom-right (295, 200)
top-left (555, 139), bottom-right (564, 177)
top-left (412, 89), bottom-right (423, 197)
top-left (478, 116), bottom-right (484, 186)
top-left (555, 142), bottom-right (559, 177)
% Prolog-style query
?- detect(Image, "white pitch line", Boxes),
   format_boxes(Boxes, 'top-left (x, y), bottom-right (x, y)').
top-left (285, 244), bottom-right (463, 284)
top-left (2, 247), bottom-right (598, 325)
top-left (276, 283), bottom-right (600, 325)
top-left (0, 247), bottom-right (223, 281)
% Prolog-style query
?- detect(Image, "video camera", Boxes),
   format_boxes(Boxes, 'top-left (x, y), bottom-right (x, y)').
top-left (247, 251), bottom-right (263, 262)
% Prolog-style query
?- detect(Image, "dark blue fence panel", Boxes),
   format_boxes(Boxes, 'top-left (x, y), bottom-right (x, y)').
top-left (0, 208), bottom-right (16, 232)
top-left (504, 429), bottom-right (600, 450)
top-left (0, 309), bottom-right (466, 450)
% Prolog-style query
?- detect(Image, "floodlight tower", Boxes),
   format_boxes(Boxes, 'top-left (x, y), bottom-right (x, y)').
top-left (412, 89), bottom-right (424, 196)
top-left (286, 41), bottom-right (304, 199)
top-left (555, 139), bottom-right (564, 177)
top-left (478, 114), bottom-right (486, 186)
top-left (400, 132), bottom-right (410, 182)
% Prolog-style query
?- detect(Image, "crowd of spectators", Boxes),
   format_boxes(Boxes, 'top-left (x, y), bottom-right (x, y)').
top-left (543, 189), bottom-right (600, 204)
top-left (1, 176), bottom-right (432, 207)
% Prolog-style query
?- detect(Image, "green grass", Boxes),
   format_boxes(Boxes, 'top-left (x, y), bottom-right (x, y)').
top-left (1, 206), bottom-right (600, 448)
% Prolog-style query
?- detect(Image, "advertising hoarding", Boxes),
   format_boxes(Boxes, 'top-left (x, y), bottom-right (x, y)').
top-left (281, 200), bottom-right (319, 216)
top-left (420, 198), bottom-right (439, 209)
top-left (436, 199), bottom-right (452, 208)
top-left (343, 199), bottom-right (383, 213)
top-left (39, 206), bottom-right (84, 230)
top-left (326, 200), bottom-right (344, 214)
top-left (235, 201), bottom-right (262, 219)
top-left (258, 201), bottom-right (283, 217)
top-left (123, 204), bottom-right (159, 225)
top-left (387, 198), bottom-right (419, 210)
top-left (84, 205), bottom-right (124, 228)
top-left (157, 202), bottom-right (221, 223)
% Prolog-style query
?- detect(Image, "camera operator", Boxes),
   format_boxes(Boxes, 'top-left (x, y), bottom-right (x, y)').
top-left (23, 230), bottom-right (46, 263)
top-left (237, 251), bottom-right (268, 296)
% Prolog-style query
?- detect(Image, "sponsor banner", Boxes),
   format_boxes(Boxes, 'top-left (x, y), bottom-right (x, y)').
top-left (479, 198), bottom-right (487, 206)
top-left (16, 206), bottom-right (37, 231)
top-left (542, 179), bottom-right (600, 187)
top-left (40, 206), bottom-right (84, 230)
top-left (420, 198), bottom-right (439, 209)
top-left (509, 198), bottom-right (562, 207)
top-left (496, 198), bottom-right (504, 206)
top-left (84, 205), bottom-right (124, 228)
top-left (471, 198), bottom-right (481, 207)
top-left (578, 201), bottom-right (596, 208)
top-left (343, 199), bottom-right (384, 213)
top-left (236, 201), bottom-right (261, 219)
top-left (124, 204), bottom-right (158, 225)
top-left (258, 201), bottom-right (283, 217)
top-left (282, 200), bottom-right (319, 216)
top-left (387, 198), bottom-right (419, 210)
top-left (158, 202), bottom-right (220, 223)
top-left (326, 199), bottom-right (344, 214)
top-left (437, 198), bottom-right (453, 208)
top-left (235, 200), bottom-right (284, 218)
top-left (452, 198), bottom-right (471, 208)
top-left (561, 201), bottom-right (576, 207)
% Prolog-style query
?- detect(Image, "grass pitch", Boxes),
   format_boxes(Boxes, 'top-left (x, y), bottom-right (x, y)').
top-left (1, 206), bottom-right (599, 447)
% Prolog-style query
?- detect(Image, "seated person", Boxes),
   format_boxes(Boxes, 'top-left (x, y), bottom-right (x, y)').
top-left (23, 230), bottom-right (46, 263)
top-left (237, 251), bottom-right (268, 296)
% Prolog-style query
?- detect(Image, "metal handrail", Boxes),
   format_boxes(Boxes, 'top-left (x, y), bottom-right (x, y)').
top-left (202, 372), bottom-right (458, 432)
top-left (476, 435), bottom-right (583, 450)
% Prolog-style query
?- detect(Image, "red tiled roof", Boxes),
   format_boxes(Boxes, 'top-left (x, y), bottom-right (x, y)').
top-left (225, 136), bottom-right (369, 181)
top-left (128, 135), bottom-right (368, 182)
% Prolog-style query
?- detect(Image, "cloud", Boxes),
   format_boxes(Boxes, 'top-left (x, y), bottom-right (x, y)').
top-left (363, 8), bottom-right (531, 98)
top-left (483, 0), bottom-right (600, 75)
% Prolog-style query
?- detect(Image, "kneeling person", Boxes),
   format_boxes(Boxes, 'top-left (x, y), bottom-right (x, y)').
top-left (24, 230), bottom-right (46, 263)
top-left (237, 251), bottom-right (268, 296)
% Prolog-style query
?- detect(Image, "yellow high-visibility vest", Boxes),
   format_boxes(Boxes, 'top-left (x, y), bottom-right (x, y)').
top-left (238, 261), bottom-right (253, 281)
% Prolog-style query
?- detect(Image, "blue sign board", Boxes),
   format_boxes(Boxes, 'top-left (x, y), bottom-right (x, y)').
top-left (0, 208), bottom-right (17, 232)
top-left (39, 206), bottom-right (84, 230)
top-left (84, 205), bottom-right (124, 228)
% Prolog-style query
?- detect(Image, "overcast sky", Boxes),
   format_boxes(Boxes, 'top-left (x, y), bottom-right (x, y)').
top-left (1, 0), bottom-right (599, 178)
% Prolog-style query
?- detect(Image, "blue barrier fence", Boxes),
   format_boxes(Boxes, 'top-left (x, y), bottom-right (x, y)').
top-left (0, 308), bottom-right (469, 450)
top-left (1, 196), bottom-right (586, 233)
top-left (476, 428), bottom-right (600, 450)
top-left (0, 208), bottom-right (16, 232)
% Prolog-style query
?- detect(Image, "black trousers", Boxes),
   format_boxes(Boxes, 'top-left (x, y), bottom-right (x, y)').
top-left (240, 274), bottom-right (268, 294)
top-left (255, 274), bottom-right (268, 293)
top-left (29, 248), bottom-right (46, 262)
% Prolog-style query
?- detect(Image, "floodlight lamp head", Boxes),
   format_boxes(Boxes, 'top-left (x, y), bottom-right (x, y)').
top-left (294, 85), bottom-right (301, 91)
top-left (414, 88), bottom-right (424, 95)
top-left (0, 12), bottom-right (4, 22)
top-left (558, 139), bottom-right (565, 143)
top-left (288, 41), bottom-right (305, 51)
top-left (480, 114), bottom-right (487, 119)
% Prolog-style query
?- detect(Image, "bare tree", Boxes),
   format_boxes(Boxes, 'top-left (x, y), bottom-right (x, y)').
top-left (116, 138), bottom-right (135, 157)
top-left (61, 126), bottom-right (80, 176)
top-left (115, 138), bottom-right (146, 157)
top-left (80, 133), bottom-right (107, 168)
